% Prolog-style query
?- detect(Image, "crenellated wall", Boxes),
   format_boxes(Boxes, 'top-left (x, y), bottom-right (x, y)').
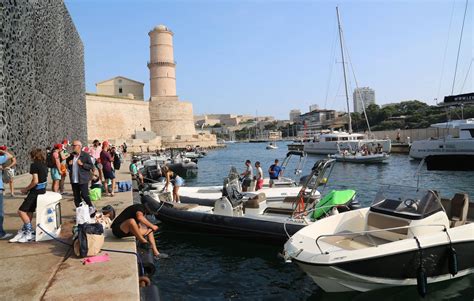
top-left (0, 0), bottom-right (86, 173)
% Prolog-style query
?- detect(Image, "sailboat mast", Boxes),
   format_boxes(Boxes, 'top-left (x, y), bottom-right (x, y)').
top-left (336, 6), bottom-right (353, 134)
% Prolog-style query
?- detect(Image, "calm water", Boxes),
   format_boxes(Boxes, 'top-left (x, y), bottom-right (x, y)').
top-left (151, 142), bottom-right (474, 300)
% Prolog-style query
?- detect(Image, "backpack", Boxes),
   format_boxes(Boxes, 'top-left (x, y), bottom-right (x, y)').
top-left (73, 223), bottom-right (105, 258)
top-left (46, 152), bottom-right (56, 168)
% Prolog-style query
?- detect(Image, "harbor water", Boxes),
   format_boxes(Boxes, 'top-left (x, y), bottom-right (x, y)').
top-left (152, 142), bottom-right (474, 300)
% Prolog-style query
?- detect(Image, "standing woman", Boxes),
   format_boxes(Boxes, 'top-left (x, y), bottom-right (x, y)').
top-left (254, 161), bottom-right (264, 191)
top-left (162, 166), bottom-right (184, 203)
top-left (10, 148), bottom-right (48, 243)
top-left (100, 141), bottom-right (116, 197)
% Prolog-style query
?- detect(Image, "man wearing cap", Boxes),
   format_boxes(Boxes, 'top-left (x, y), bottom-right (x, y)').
top-left (0, 147), bottom-right (13, 239)
top-left (0, 146), bottom-right (16, 197)
top-left (66, 140), bottom-right (95, 210)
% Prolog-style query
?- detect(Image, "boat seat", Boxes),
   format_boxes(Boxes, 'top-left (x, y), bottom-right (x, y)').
top-left (244, 193), bottom-right (266, 209)
top-left (449, 193), bottom-right (469, 227)
top-left (263, 207), bottom-right (294, 216)
top-left (172, 203), bottom-right (199, 211)
top-left (366, 211), bottom-right (409, 241)
top-left (320, 231), bottom-right (390, 250)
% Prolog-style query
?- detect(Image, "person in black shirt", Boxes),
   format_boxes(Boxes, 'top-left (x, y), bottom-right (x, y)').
top-left (111, 204), bottom-right (166, 258)
top-left (10, 148), bottom-right (48, 243)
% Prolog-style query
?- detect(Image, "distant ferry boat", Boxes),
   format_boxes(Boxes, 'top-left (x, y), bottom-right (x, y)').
top-left (303, 131), bottom-right (391, 155)
top-left (409, 119), bottom-right (474, 159)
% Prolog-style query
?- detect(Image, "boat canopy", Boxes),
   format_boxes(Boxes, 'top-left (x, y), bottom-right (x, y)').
top-left (369, 185), bottom-right (443, 220)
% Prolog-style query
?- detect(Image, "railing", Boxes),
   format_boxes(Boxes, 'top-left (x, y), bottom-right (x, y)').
top-left (147, 60), bottom-right (177, 66)
top-left (314, 223), bottom-right (448, 255)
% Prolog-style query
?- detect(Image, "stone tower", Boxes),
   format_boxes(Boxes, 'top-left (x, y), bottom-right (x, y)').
top-left (148, 25), bottom-right (196, 138)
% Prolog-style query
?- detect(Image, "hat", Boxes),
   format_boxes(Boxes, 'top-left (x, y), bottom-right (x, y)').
top-left (102, 141), bottom-right (109, 147)
top-left (0, 145), bottom-right (7, 151)
top-left (54, 143), bottom-right (63, 150)
top-left (62, 139), bottom-right (69, 145)
top-left (83, 146), bottom-right (90, 153)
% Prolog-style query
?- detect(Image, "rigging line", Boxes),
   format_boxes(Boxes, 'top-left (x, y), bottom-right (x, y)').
top-left (324, 16), bottom-right (339, 110)
top-left (437, 0), bottom-right (457, 102)
top-left (343, 39), bottom-right (372, 135)
top-left (460, 58), bottom-right (473, 93)
top-left (451, 0), bottom-right (469, 95)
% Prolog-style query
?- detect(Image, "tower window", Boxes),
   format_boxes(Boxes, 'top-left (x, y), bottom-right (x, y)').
top-left (119, 87), bottom-right (123, 93)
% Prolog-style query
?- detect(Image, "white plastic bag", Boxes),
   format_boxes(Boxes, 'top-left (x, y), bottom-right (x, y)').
top-left (76, 202), bottom-right (92, 225)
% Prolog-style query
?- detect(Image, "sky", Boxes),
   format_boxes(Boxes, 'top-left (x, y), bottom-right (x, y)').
top-left (65, 0), bottom-right (473, 120)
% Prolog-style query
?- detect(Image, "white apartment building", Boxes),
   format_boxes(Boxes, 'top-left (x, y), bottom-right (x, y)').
top-left (353, 87), bottom-right (375, 113)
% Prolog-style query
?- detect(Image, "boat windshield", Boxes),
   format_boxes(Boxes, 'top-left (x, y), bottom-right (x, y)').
top-left (370, 185), bottom-right (443, 219)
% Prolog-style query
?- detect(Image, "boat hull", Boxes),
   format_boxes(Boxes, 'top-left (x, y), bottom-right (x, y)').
top-left (142, 195), bottom-right (304, 244)
top-left (304, 139), bottom-right (391, 155)
top-left (332, 153), bottom-right (389, 163)
top-left (292, 240), bottom-right (474, 292)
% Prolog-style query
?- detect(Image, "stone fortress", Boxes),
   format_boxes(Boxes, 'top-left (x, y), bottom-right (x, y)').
top-left (86, 25), bottom-right (216, 151)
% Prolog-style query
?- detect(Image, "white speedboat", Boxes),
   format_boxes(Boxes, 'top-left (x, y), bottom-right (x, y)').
top-left (284, 184), bottom-right (474, 295)
top-left (409, 119), bottom-right (474, 162)
top-left (304, 131), bottom-right (391, 155)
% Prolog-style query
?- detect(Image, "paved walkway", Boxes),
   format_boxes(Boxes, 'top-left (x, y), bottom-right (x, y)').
top-left (0, 161), bottom-right (139, 301)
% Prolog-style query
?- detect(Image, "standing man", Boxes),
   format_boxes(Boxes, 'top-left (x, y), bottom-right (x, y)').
top-left (66, 140), bottom-right (95, 210)
top-left (0, 148), bottom-right (13, 239)
top-left (268, 159), bottom-right (282, 188)
top-left (254, 161), bottom-right (264, 191)
top-left (0, 146), bottom-right (16, 197)
top-left (241, 159), bottom-right (253, 192)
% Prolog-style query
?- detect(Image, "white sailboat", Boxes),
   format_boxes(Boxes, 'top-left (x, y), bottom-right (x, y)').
top-left (303, 7), bottom-right (390, 155)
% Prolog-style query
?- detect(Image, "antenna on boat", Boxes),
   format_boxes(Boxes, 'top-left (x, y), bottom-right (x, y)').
top-left (336, 6), bottom-right (352, 134)
top-left (414, 158), bottom-right (426, 191)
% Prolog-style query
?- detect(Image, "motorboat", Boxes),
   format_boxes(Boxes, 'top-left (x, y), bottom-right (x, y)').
top-left (303, 131), bottom-right (391, 155)
top-left (331, 151), bottom-right (389, 163)
top-left (266, 142), bottom-right (278, 149)
top-left (284, 184), bottom-right (474, 294)
top-left (147, 151), bottom-right (312, 209)
top-left (262, 151), bottom-right (307, 188)
top-left (409, 119), bottom-right (474, 166)
top-left (141, 159), bottom-right (359, 243)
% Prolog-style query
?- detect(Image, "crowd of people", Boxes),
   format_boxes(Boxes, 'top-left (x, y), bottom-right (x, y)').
top-left (240, 158), bottom-right (283, 191)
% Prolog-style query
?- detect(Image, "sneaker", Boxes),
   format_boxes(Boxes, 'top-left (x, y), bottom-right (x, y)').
top-left (18, 231), bottom-right (34, 243)
top-left (9, 230), bottom-right (26, 243)
top-left (0, 233), bottom-right (13, 240)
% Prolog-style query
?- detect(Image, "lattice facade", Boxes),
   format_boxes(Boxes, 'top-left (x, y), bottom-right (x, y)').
top-left (0, 0), bottom-right (86, 173)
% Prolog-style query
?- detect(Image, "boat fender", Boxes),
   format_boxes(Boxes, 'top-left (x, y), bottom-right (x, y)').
top-left (137, 243), bottom-right (156, 277)
top-left (448, 246), bottom-right (458, 276)
top-left (414, 236), bottom-right (427, 297)
top-left (416, 267), bottom-right (427, 298)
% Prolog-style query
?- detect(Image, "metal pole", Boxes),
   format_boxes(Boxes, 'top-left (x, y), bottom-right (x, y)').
top-left (336, 6), bottom-right (353, 134)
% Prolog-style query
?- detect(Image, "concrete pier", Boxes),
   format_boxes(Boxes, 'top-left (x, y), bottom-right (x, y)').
top-left (0, 161), bottom-right (139, 301)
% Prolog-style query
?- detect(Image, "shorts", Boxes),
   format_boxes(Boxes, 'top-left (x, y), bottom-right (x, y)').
top-left (269, 178), bottom-right (277, 186)
top-left (19, 189), bottom-right (45, 213)
top-left (174, 177), bottom-right (184, 187)
top-left (112, 222), bottom-right (130, 238)
top-left (2, 168), bottom-right (14, 183)
top-left (256, 179), bottom-right (264, 190)
top-left (103, 169), bottom-right (115, 180)
top-left (242, 178), bottom-right (252, 187)
top-left (50, 168), bottom-right (61, 181)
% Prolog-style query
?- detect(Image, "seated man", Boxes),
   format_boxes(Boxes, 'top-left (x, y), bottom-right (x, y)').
top-left (111, 204), bottom-right (167, 259)
top-left (129, 158), bottom-right (144, 186)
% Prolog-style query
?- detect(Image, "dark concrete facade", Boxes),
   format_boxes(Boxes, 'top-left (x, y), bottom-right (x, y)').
top-left (0, 0), bottom-right (86, 173)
